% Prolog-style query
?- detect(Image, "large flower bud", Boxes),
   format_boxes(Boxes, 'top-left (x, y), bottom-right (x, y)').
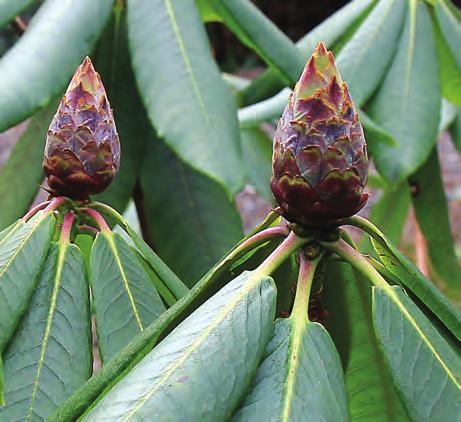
top-left (43, 57), bottom-right (120, 200)
top-left (271, 42), bottom-right (368, 226)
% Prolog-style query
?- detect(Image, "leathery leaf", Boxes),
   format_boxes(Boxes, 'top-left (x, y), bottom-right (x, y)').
top-left (90, 231), bottom-right (166, 363)
top-left (0, 242), bottom-right (91, 420)
top-left (373, 286), bottom-right (461, 421)
top-left (82, 270), bottom-right (276, 420)
top-left (0, 211), bottom-right (56, 352)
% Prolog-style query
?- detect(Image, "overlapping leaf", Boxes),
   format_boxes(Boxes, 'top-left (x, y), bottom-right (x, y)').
top-left (373, 286), bottom-right (461, 421)
top-left (0, 211), bottom-right (55, 351)
top-left (336, 0), bottom-right (406, 106)
top-left (0, 0), bottom-right (35, 28)
top-left (409, 147), bottom-right (461, 300)
top-left (127, 0), bottom-right (243, 194)
top-left (369, 0), bottom-right (440, 183)
top-left (0, 242), bottom-right (91, 420)
top-left (240, 0), bottom-right (375, 105)
top-left (82, 270), bottom-right (276, 420)
top-left (0, 0), bottom-right (114, 132)
top-left (90, 232), bottom-right (166, 362)
top-left (323, 263), bottom-right (408, 421)
top-left (234, 318), bottom-right (348, 421)
top-left (207, 0), bottom-right (304, 84)
top-left (139, 137), bottom-right (243, 287)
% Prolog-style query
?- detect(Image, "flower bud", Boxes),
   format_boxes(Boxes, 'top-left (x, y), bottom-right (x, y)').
top-left (43, 57), bottom-right (120, 200)
top-left (271, 42), bottom-right (368, 226)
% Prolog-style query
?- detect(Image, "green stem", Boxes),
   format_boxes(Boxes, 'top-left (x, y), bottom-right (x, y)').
top-left (291, 251), bottom-right (322, 322)
top-left (257, 231), bottom-right (309, 276)
top-left (80, 208), bottom-right (110, 233)
top-left (88, 202), bottom-right (189, 300)
top-left (22, 200), bottom-right (51, 221)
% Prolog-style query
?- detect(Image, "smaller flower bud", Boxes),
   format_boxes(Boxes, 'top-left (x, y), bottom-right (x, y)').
top-left (43, 57), bottom-right (120, 200)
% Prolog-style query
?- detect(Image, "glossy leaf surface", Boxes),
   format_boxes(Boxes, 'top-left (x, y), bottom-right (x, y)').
top-left (0, 243), bottom-right (91, 421)
top-left (0, 212), bottom-right (55, 351)
top-left (369, 1), bottom-right (440, 183)
top-left (336, 0), bottom-right (406, 106)
top-left (234, 318), bottom-right (348, 422)
top-left (90, 232), bottom-right (166, 362)
top-left (83, 270), bottom-right (276, 420)
top-left (128, 0), bottom-right (243, 193)
top-left (373, 286), bottom-right (461, 421)
top-left (0, 0), bottom-right (114, 131)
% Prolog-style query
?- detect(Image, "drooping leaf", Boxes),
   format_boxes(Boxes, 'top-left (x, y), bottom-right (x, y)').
top-left (359, 111), bottom-right (397, 153)
top-left (435, 0), bottom-right (461, 71)
top-left (0, 242), bottom-right (91, 421)
top-left (90, 231), bottom-right (166, 362)
top-left (409, 147), bottom-right (461, 300)
top-left (240, 127), bottom-right (273, 202)
top-left (0, 101), bottom-right (57, 229)
top-left (336, 0), bottom-right (406, 106)
top-left (439, 99), bottom-right (458, 133)
top-left (139, 137), bottom-right (243, 287)
top-left (82, 270), bottom-right (276, 420)
top-left (433, 10), bottom-right (461, 106)
top-left (93, 4), bottom-right (148, 212)
top-left (361, 183), bottom-right (411, 254)
top-left (49, 212), bottom-right (280, 422)
top-left (348, 217), bottom-right (461, 340)
top-left (0, 0), bottom-right (36, 28)
top-left (323, 262), bottom-right (409, 421)
top-left (373, 286), bottom-right (461, 421)
top-left (234, 318), bottom-right (348, 421)
top-left (0, 0), bottom-right (114, 132)
top-left (368, 0), bottom-right (441, 183)
top-left (0, 211), bottom-right (56, 352)
top-left (240, 0), bottom-right (375, 106)
top-left (208, 0), bottom-right (304, 84)
top-left (127, 0), bottom-right (244, 194)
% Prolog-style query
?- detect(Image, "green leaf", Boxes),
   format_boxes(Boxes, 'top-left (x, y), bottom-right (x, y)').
top-left (435, 0), bottom-right (461, 70)
top-left (349, 217), bottom-right (461, 341)
top-left (195, 0), bottom-right (221, 22)
top-left (0, 0), bottom-right (36, 28)
top-left (139, 137), bottom-right (243, 287)
top-left (433, 9), bottom-right (461, 106)
top-left (0, 221), bottom-right (18, 242)
top-left (362, 183), bottom-right (411, 254)
top-left (0, 242), bottom-right (91, 420)
top-left (409, 147), bottom-right (461, 300)
top-left (373, 286), bottom-right (461, 421)
top-left (240, 127), bottom-right (273, 202)
top-left (322, 262), bottom-right (409, 422)
top-left (234, 318), bottom-right (348, 421)
top-left (90, 231), bottom-right (166, 362)
top-left (359, 111), bottom-right (397, 151)
top-left (439, 99), bottom-right (458, 133)
top-left (82, 270), bottom-right (276, 420)
top-left (368, 0), bottom-right (441, 184)
top-left (93, 4), bottom-right (148, 212)
top-left (0, 356), bottom-right (3, 406)
top-left (0, 101), bottom-right (57, 229)
top-left (127, 0), bottom-right (243, 194)
top-left (336, 0), bottom-right (406, 106)
top-left (240, 0), bottom-right (375, 106)
top-left (0, 0), bottom-right (114, 132)
top-left (449, 109), bottom-right (461, 153)
top-left (208, 0), bottom-right (304, 84)
top-left (0, 211), bottom-right (55, 352)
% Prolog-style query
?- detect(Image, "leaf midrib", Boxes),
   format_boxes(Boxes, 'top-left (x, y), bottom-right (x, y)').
top-left (0, 215), bottom-right (46, 281)
top-left (26, 243), bottom-right (67, 420)
top-left (163, 0), bottom-right (210, 125)
top-left (120, 270), bottom-right (269, 420)
top-left (104, 233), bottom-right (144, 332)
